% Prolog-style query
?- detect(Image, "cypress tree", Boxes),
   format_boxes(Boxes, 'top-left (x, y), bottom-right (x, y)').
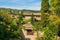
top-left (31, 13), bottom-right (35, 25)
top-left (41, 0), bottom-right (50, 13)
top-left (41, 0), bottom-right (50, 27)
top-left (19, 11), bottom-right (23, 25)
top-left (41, 0), bottom-right (58, 40)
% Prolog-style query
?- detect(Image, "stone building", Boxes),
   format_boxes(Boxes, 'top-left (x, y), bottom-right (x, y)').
top-left (22, 23), bottom-right (44, 40)
top-left (23, 12), bottom-right (41, 21)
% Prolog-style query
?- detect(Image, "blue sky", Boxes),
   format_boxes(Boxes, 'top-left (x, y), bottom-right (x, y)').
top-left (0, 0), bottom-right (41, 10)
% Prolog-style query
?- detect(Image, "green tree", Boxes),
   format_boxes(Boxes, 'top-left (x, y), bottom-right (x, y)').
top-left (41, 0), bottom-right (58, 40)
top-left (50, 0), bottom-right (60, 37)
top-left (50, 0), bottom-right (60, 17)
top-left (41, 0), bottom-right (50, 13)
top-left (0, 9), bottom-right (23, 40)
top-left (41, 0), bottom-right (50, 27)
top-left (31, 13), bottom-right (35, 25)
top-left (10, 18), bottom-right (17, 31)
top-left (0, 11), bottom-right (12, 24)
top-left (19, 11), bottom-right (24, 25)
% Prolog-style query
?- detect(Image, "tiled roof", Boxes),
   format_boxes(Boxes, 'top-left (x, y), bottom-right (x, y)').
top-left (23, 12), bottom-right (41, 16)
top-left (23, 23), bottom-right (33, 29)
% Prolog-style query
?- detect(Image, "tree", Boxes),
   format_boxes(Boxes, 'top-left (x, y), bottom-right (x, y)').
top-left (50, 0), bottom-right (60, 17)
top-left (31, 13), bottom-right (35, 25)
top-left (41, 0), bottom-right (58, 40)
top-left (42, 14), bottom-right (58, 40)
top-left (0, 22), bottom-right (10, 40)
top-left (41, 0), bottom-right (50, 27)
top-left (50, 0), bottom-right (60, 37)
top-left (10, 18), bottom-right (23, 40)
top-left (0, 9), bottom-right (23, 40)
top-left (10, 18), bottom-right (17, 31)
top-left (41, 0), bottom-right (50, 13)
top-left (0, 11), bottom-right (12, 24)
top-left (18, 11), bottom-right (24, 25)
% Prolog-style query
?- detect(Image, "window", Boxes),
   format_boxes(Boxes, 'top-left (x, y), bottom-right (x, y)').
top-left (26, 29), bottom-right (33, 35)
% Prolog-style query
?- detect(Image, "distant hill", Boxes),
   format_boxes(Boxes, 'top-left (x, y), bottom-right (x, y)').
top-left (0, 8), bottom-right (40, 15)
top-left (0, 8), bottom-right (40, 12)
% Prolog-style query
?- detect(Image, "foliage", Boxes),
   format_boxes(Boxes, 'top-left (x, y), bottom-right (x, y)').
top-left (43, 22), bottom-right (57, 40)
top-left (0, 21), bottom-right (11, 40)
top-left (0, 0), bottom-right (60, 40)
top-left (11, 18), bottom-right (17, 26)
top-left (0, 10), bottom-right (23, 40)
top-left (41, 0), bottom-right (50, 13)
top-left (33, 22), bottom-right (41, 31)
top-left (23, 18), bottom-right (31, 24)
top-left (31, 13), bottom-right (35, 25)
top-left (40, 0), bottom-right (59, 40)
top-left (0, 11), bottom-right (12, 24)
top-left (50, 0), bottom-right (60, 17)
top-left (50, 0), bottom-right (60, 37)
top-left (41, 0), bottom-right (50, 28)
top-left (18, 11), bottom-right (24, 25)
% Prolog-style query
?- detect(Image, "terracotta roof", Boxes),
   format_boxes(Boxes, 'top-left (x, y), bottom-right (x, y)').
top-left (23, 23), bottom-right (33, 29)
top-left (23, 12), bottom-right (41, 16)
top-left (34, 13), bottom-right (41, 15)
top-left (23, 12), bottom-right (32, 15)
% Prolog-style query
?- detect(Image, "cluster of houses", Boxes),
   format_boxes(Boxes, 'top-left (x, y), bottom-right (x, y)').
top-left (9, 11), bottom-right (41, 21)
top-left (22, 23), bottom-right (44, 40)
top-left (21, 12), bottom-right (43, 40)
top-left (9, 11), bottom-right (60, 40)
top-left (23, 11), bottom-right (41, 21)
top-left (9, 11), bottom-right (44, 40)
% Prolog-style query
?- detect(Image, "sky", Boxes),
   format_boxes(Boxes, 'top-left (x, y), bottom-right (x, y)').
top-left (0, 0), bottom-right (41, 10)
